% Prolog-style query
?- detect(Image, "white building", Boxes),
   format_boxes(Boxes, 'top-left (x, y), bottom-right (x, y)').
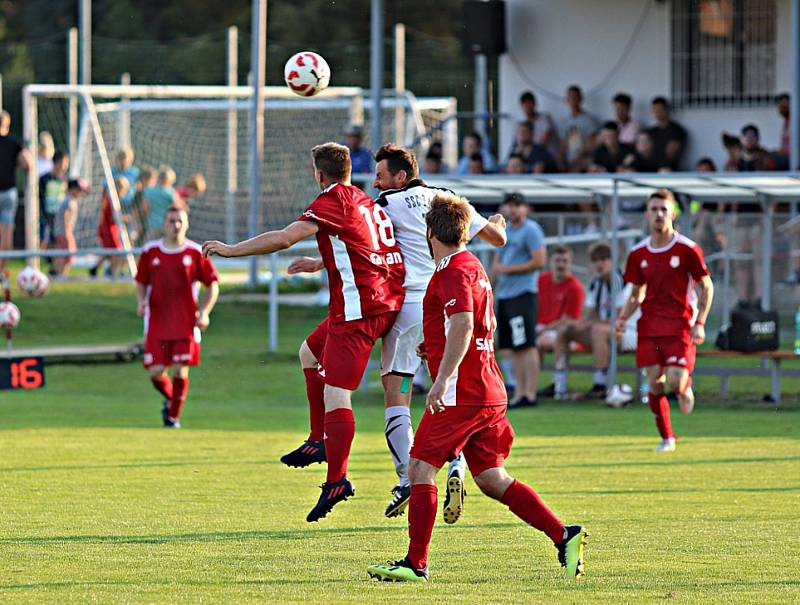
top-left (498, 0), bottom-right (791, 169)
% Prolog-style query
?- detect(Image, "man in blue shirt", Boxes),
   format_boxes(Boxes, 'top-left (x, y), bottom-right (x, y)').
top-left (343, 124), bottom-right (373, 180)
top-left (492, 193), bottom-right (546, 407)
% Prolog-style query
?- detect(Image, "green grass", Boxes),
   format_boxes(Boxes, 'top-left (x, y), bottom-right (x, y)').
top-left (0, 282), bottom-right (798, 603)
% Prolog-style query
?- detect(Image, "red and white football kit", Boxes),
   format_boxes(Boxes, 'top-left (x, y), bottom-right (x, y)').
top-left (404, 250), bottom-right (565, 572)
top-left (297, 182), bottom-right (405, 391)
top-left (136, 239), bottom-right (219, 368)
top-left (623, 233), bottom-right (710, 373)
top-left (411, 250), bottom-right (509, 476)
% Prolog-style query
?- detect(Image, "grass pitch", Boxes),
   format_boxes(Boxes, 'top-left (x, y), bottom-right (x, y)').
top-left (1, 282), bottom-right (798, 604)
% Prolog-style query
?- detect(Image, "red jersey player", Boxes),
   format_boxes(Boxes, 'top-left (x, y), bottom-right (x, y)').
top-left (136, 206), bottom-right (220, 428)
top-left (367, 193), bottom-right (587, 583)
top-left (202, 143), bottom-right (405, 522)
top-left (618, 189), bottom-right (714, 452)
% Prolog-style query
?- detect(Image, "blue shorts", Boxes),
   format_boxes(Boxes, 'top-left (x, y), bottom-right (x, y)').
top-left (0, 188), bottom-right (18, 225)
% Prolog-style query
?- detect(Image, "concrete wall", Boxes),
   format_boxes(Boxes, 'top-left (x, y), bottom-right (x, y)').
top-left (498, 0), bottom-right (791, 170)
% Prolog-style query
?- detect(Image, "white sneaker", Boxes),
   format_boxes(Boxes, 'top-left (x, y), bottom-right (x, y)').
top-left (655, 438), bottom-right (676, 453)
top-left (678, 386), bottom-right (695, 415)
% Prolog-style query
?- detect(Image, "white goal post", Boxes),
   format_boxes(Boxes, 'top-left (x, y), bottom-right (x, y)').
top-left (21, 84), bottom-right (457, 277)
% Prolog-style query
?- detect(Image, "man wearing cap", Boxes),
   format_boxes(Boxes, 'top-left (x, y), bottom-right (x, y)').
top-left (51, 177), bottom-right (90, 276)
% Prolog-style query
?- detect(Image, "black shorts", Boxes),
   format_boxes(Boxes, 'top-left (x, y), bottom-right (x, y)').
top-left (496, 292), bottom-right (537, 350)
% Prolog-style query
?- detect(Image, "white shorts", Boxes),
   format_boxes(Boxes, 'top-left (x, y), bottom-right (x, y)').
top-left (381, 299), bottom-right (423, 376)
top-left (620, 329), bottom-right (637, 353)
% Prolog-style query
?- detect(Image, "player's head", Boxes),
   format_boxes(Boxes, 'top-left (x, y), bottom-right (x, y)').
top-left (425, 192), bottom-right (471, 257)
top-left (588, 241), bottom-right (612, 278)
top-left (373, 143), bottom-right (418, 191)
top-left (503, 192), bottom-right (529, 224)
top-left (163, 205), bottom-right (189, 243)
top-left (645, 189), bottom-right (677, 234)
top-left (311, 142), bottom-right (351, 189)
top-left (550, 245), bottom-right (573, 281)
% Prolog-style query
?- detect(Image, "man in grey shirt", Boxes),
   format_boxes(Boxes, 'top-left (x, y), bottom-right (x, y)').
top-left (560, 85), bottom-right (599, 172)
top-left (492, 193), bottom-right (546, 408)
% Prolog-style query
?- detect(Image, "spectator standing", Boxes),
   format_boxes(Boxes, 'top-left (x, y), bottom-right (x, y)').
top-left (777, 93), bottom-right (790, 160)
top-left (519, 90), bottom-right (559, 159)
top-left (175, 174), bottom-right (207, 210)
top-left (131, 166), bottom-right (157, 245)
top-left (0, 111), bottom-right (32, 270)
top-left (590, 122), bottom-right (634, 173)
top-left (509, 121), bottom-right (557, 174)
top-left (613, 93), bottom-right (641, 146)
top-left (647, 97), bottom-right (687, 170)
top-left (51, 178), bottom-right (90, 277)
top-left (143, 166), bottom-right (178, 238)
top-left (534, 245), bottom-right (585, 354)
top-left (39, 149), bottom-right (69, 248)
top-left (560, 85), bottom-right (599, 172)
top-left (111, 147), bottom-right (140, 209)
top-left (91, 175), bottom-right (130, 278)
top-left (492, 193), bottom-right (546, 408)
top-left (456, 132), bottom-right (497, 174)
top-left (37, 131), bottom-right (55, 177)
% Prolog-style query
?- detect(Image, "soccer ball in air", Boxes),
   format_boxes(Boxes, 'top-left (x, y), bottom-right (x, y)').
top-left (0, 301), bottom-right (20, 329)
top-left (16, 266), bottom-right (49, 297)
top-left (284, 51), bottom-right (331, 97)
top-left (605, 384), bottom-right (634, 408)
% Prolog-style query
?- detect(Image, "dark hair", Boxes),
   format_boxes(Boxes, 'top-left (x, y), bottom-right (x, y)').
top-left (520, 90), bottom-right (536, 104)
top-left (552, 244), bottom-right (572, 256)
top-left (516, 120), bottom-right (533, 132)
top-left (776, 92), bottom-right (790, 103)
top-left (567, 84), bottom-right (583, 97)
top-left (53, 149), bottom-right (68, 163)
top-left (166, 205), bottom-right (187, 215)
top-left (741, 123), bottom-right (760, 138)
top-left (311, 142), bottom-right (351, 182)
top-left (425, 149), bottom-right (442, 161)
top-left (613, 93), bottom-right (632, 107)
top-left (696, 157), bottom-right (717, 171)
top-left (647, 188), bottom-right (676, 205)
top-left (722, 133), bottom-right (741, 149)
top-left (602, 121), bottom-right (619, 131)
top-left (374, 143), bottom-right (419, 179)
top-left (426, 193), bottom-right (471, 246)
top-left (507, 153), bottom-right (525, 163)
top-left (503, 192), bottom-right (526, 206)
top-left (464, 131), bottom-right (483, 146)
top-left (588, 242), bottom-right (611, 261)
top-left (469, 153), bottom-right (484, 164)
top-left (651, 96), bottom-right (670, 108)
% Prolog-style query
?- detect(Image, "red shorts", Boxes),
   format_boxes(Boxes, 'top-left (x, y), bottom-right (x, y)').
top-left (143, 336), bottom-right (200, 368)
top-left (312, 311), bottom-right (398, 391)
top-left (98, 222), bottom-right (122, 249)
top-left (636, 333), bottom-right (695, 373)
top-left (410, 404), bottom-right (514, 477)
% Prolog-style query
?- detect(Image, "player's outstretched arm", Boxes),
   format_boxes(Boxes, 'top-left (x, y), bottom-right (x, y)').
top-left (203, 221), bottom-right (319, 258)
top-left (426, 312), bottom-right (474, 414)
top-left (476, 214), bottom-right (507, 247)
top-left (196, 281), bottom-right (220, 330)
top-left (690, 275), bottom-right (714, 345)
top-left (287, 257), bottom-right (324, 274)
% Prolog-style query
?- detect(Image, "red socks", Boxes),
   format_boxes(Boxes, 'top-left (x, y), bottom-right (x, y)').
top-left (406, 483), bottom-right (438, 569)
top-left (304, 367), bottom-right (326, 442)
top-left (500, 479), bottom-right (565, 544)
top-left (324, 408), bottom-right (355, 483)
top-left (169, 376), bottom-right (190, 420)
top-left (151, 375), bottom-right (173, 400)
top-left (648, 392), bottom-right (675, 439)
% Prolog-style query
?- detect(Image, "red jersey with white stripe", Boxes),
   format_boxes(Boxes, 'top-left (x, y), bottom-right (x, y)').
top-left (623, 233), bottom-right (710, 338)
top-left (422, 250), bottom-right (507, 406)
top-left (298, 183), bottom-right (405, 323)
top-left (135, 239), bottom-right (219, 340)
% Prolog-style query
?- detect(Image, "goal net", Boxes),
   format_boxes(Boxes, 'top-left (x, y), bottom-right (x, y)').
top-left (23, 84), bottom-right (457, 273)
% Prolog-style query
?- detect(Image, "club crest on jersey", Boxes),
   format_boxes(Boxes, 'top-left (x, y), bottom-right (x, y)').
top-left (640, 259), bottom-right (648, 269)
top-left (445, 298), bottom-right (457, 307)
top-left (670, 255), bottom-right (680, 268)
top-left (152, 257), bottom-right (160, 266)
top-left (183, 255), bottom-right (193, 266)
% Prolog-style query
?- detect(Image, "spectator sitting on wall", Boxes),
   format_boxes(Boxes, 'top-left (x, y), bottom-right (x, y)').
top-left (421, 149), bottom-right (444, 175)
top-left (589, 121), bottom-right (634, 173)
top-left (468, 153), bottom-right (485, 174)
top-left (560, 84), bottom-right (599, 172)
top-left (342, 124), bottom-right (372, 177)
top-left (621, 131), bottom-right (666, 173)
top-left (509, 121), bottom-right (557, 173)
top-left (504, 152), bottom-right (527, 174)
top-left (647, 96), bottom-right (687, 170)
top-left (721, 133), bottom-right (742, 171)
top-left (519, 90), bottom-right (559, 159)
top-left (776, 92), bottom-right (790, 168)
top-left (456, 131), bottom-right (496, 174)
top-left (613, 92), bottom-right (641, 146)
top-left (736, 124), bottom-right (777, 172)
top-left (534, 244), bottom-right (585, 358)
top-left (37, 131), bottom-right (55, 177)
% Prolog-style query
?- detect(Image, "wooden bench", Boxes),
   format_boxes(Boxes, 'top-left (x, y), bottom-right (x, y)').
top-left (557, 350), bottom-right (800, 403)
top-left (0, 342), bottom-right (144, 364)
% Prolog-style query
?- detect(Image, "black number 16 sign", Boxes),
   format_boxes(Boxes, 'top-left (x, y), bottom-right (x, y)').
top-left (0, 357), bottom-right (46, 390)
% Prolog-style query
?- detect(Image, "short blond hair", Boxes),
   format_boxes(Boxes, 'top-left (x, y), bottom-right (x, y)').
top-left (426, 192), bottom-right (471, 246)
top-left (114, 175), bottom-right (130, 196)
top-left (116, 146), bottom-right (135, 167)
top-left (184, 173), bottom-right (206, 194)
top-left (158, 165), bottom-right (176, 186)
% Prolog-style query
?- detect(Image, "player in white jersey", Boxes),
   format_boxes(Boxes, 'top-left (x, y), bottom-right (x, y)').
top-left (288, 144), bottom-right (506, 520)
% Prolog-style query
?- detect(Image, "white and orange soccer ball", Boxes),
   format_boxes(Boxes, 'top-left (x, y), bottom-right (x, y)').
top-left (16, 266), bottom-right (49, 297)
top-left (284, 51), bottom-right (331, 97)
top-left (0, 301), bottom-right (20, 329)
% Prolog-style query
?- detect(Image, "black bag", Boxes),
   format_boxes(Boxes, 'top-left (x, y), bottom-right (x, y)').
top-left (716, 305), bottom-right (780, 352)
